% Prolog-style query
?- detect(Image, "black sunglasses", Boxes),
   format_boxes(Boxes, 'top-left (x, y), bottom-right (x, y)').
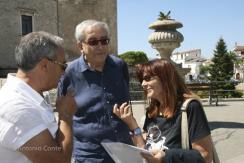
top-left (47, 58), bottom-right (67, 71)
top-left (142, 75), bottom-right (155, 82)
top-left (83, 38), bottom-right (110, 46)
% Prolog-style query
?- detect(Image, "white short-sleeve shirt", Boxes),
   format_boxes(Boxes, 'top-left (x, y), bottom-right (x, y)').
top-left (0, 74), bottom-right (58, 163)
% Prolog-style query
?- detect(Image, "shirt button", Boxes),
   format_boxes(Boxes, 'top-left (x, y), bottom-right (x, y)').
top-left (110, 115), bottom-right (113, 118)
top-left (106, 101), bottom-right (110, 104)
top-left (103, 87), bottom-right (106, 90)
top-left (114, 130), bottom-right (118, 133)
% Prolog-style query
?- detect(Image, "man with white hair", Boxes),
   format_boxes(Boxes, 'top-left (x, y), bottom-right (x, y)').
top-left (58, 20), bottom-right (133, 163)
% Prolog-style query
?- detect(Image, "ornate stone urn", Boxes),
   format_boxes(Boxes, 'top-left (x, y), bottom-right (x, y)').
top-left (148, 12), bottom-right (190, 76)
top-left (148, 19), bottom-right (183, 60)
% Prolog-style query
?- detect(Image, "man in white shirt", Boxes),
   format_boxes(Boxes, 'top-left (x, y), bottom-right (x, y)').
top-left (0, 31), bottom-right (77, 163)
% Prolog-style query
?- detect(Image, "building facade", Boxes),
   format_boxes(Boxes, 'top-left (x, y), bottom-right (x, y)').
top-left (0, 0), bottom-right (117, 77)
top-left (234, 45), bottom-right (244, 81)
top-left (171, 49), bottom-right (206, 82)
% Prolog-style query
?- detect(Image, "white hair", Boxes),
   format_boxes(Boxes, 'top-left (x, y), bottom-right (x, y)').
top-left (75, 19), bottom-right (110, 43)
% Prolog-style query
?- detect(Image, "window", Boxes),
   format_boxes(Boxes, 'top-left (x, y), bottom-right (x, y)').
top-left (188, 75), bottom-right (193, 81)
top-left (21, 15), bottom-right (32, 35)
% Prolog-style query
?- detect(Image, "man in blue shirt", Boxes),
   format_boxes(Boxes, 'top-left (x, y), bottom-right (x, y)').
top-left (58, 19), bottom-right (133, 163)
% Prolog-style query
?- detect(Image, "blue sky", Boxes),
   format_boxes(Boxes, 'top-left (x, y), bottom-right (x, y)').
top-left (117, 0), bottom-right (244, 59)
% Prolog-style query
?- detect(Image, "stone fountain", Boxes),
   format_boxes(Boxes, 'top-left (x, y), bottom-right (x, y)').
top-left (148, 11), bottom-right (190, 77)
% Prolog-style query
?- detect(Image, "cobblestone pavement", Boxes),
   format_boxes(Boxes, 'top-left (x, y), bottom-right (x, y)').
top-left (132, 100), bottom-right (244, 163)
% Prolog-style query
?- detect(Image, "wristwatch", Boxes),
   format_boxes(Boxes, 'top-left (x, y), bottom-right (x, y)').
top-left (132, 127), bottom-right (142, 136)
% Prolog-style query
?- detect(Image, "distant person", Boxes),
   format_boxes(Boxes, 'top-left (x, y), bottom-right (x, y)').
top-left (58, 19), bottom-right (132, 162)
top-left (0, 31), bottom-right (77, 163)
top-left (113, 59), bottom-right (214, 163)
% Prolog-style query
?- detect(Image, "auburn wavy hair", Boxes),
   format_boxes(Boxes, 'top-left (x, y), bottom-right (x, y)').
top-left (136, 59), bottom-right (192, 118)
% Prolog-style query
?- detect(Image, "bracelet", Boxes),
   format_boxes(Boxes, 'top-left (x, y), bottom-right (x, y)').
top-left (131, 127), bottom-right (142, 136)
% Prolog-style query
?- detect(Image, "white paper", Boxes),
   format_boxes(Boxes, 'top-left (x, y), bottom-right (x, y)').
top-left (101, 142), bottom-right (152, 163)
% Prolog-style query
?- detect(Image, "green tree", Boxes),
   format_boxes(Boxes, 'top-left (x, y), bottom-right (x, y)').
top-left (231, 50), bottom-right (244, 67)
top-left (199, 65), bottom-right (211, 80)
top-left (209, 38), bottom-right (234, 82)
top-left (209, 38), bottom-right (235, 96)
top-left (118, 51), bottom-right (148, 66)
top-left (118, 51), bottom-right (149, 101)
top-left (235, 57), bottom-right (244, 66)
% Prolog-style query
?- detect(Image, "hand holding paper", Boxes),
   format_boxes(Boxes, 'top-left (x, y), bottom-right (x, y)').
top-left (101, 142), bottom-right (152, 163)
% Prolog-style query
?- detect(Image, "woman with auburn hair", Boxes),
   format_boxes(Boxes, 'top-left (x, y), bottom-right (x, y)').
top-left (113, 59), bottom-right (213, 163)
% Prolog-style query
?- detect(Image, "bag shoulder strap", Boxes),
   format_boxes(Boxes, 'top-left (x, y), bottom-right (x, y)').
top-left (181, 98), bottom-right (196, 149)
top-left (181, 98), bottom-right (220, 163)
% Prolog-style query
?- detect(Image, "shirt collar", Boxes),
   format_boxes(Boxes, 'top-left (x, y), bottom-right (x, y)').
top-left (79, 54), bottom-right (116, 72)
top-left (79, 55), bottom-right (89, 72)
top-left (6, 74), bottom-right (46, 106)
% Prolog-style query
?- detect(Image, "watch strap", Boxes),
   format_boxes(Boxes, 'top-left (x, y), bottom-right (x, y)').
top-left (132, 127), bottom-right (142, 136)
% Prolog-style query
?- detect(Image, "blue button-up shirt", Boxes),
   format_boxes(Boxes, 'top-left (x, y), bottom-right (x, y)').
top-left (58, 55), bottom-right (133, 163)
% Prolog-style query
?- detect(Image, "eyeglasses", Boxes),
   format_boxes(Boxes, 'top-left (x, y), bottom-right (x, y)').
top-left (47, 58), bottom-right (67, 71)
top-left (83, 38), bottom-right (110, 46)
